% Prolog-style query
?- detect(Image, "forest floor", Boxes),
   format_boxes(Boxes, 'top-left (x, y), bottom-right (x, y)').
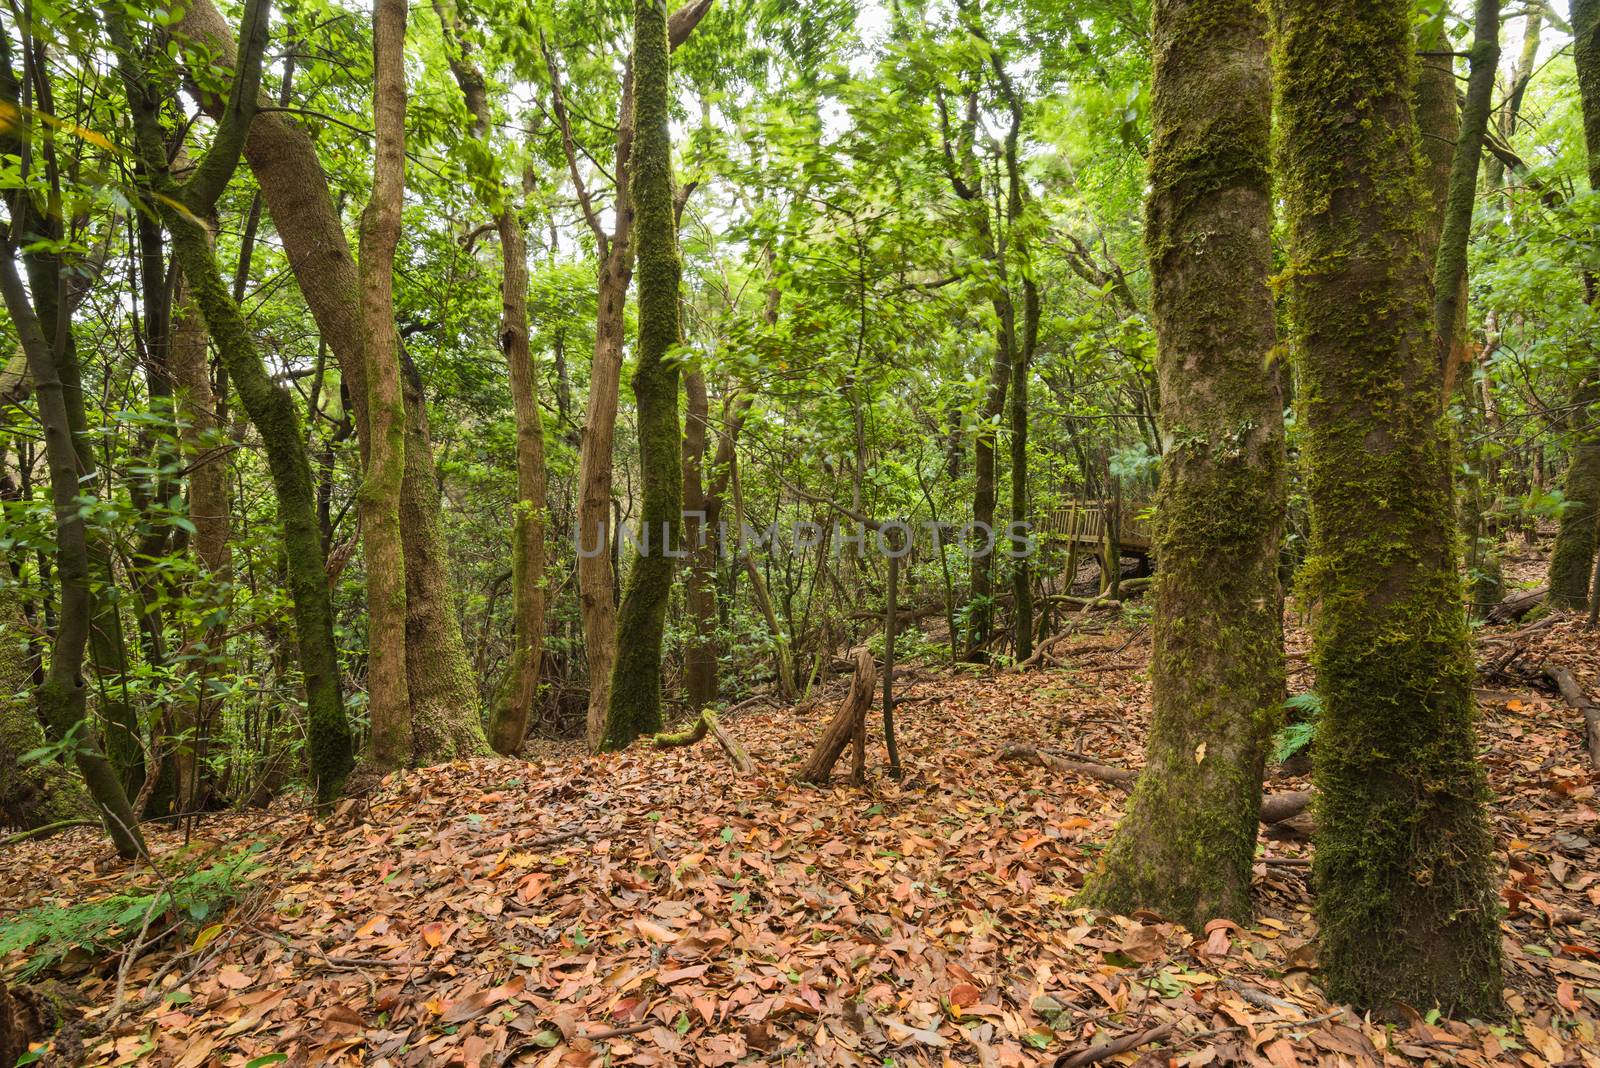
top-left (2, 550), bottom-right (1599, 1067)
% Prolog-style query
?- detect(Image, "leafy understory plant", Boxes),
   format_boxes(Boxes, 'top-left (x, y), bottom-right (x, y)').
top-left (0, 845), bottom-right (266, 979)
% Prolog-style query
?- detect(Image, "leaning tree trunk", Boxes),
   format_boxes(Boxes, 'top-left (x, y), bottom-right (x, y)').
top-left (111, 0), bottom-right (354, 804)
top-left (1274, 0), bottom-right (1501, 1015)
top-left (1549, 0), bottom-right (1600, 611)
top-left (1430, 0), bottom-right (1501, 396)
top-left (601, 0), bottom-right (683, 750)
top-left (174, 0), bottom-right (488, 761)
top-left (1082, 0), bottom-right (1287, 932)
top-left (357, 0), bottom-right (413, 770)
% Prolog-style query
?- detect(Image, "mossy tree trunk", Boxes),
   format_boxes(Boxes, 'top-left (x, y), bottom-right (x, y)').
top-left (0, 551), bottom-right (95, 830)
top-left (174, 0), bottom-right (488, 762)
top-left (111, 0), bottom-right (354, 804)
top-left (357, 0), bottom-right (413, 771)
top-left (1274, 0), bottom-right (1502, 1015)
top-left (545, 1), bottom-right (712, 750)
top-left (601, 0), bottom-right (684, 751)
top-left (1082, 0), bottom-right (1286, 932)
top-left (1548, 0), bottom-right (1600, 611)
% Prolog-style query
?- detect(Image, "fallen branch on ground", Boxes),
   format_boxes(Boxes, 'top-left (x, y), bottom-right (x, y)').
top-left (1543, 662), bottom-right (1600, 770)
top-left (998, 744), bottom-right (1313, 824)
top-left (652, 709), bottom-right (755, 773)
top-left (1486, 585), bottom-right (1546, 624)
top-left (1054, 1021), bottom-right (1175, 1068)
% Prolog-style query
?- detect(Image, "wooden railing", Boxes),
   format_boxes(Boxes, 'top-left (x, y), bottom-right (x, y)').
top-left (1041, 500), bottom-right (1154, 553)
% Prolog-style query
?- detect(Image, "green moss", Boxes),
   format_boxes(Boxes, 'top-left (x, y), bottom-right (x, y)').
top-left (1274, 0), bottom-right (1501, 1018)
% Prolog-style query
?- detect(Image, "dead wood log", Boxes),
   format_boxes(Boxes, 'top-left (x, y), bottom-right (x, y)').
top-left (1486, 585), bottom-right (1547, 624)
top-left (998, 744), bottom-right (1313, 824)
top-left (998, 743), bottom-right (1138, 789)
top-left (1543, 663), bottom-right (1600, 770)
top-left (797, 647), bottom-right (875, 785)
top-left (652, 710), bottom-right (755, 773)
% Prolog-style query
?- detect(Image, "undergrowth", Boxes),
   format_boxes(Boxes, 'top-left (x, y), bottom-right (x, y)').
top-left (0, 844), bottom-right (266, 979)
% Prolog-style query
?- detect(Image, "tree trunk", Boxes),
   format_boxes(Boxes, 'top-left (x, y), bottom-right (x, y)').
top-left (601, 0), bottom-right (684, 750)
top-left (682, 369), bottom-right (716, 709)
top-left (0, 244), bottom-right (146, 858)
top-left (579, 254), bottom-right (628, 749)
top-left (1083, 0), bottom-right (1287, 932)
top-left (174, 0), bottom-right (488, 761)
top-left (170, 249), bottom-right (232, 814)
top-left (1430, 0), bottom-right (1501, 397)
top-left (1549, 0), bottom-right (1600, 611)
top-left (1274, 0), bottom-right (1501, 1015)
top-left (489, 206), bottom-right (550, 754)
top-left (1484, 8), bottom-right (1544, 189)
top-left (358, 0), bottom-right (413, 770)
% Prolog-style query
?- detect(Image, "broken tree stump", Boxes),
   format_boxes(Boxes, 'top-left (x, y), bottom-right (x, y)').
top-left (797, 647), bottom-right (875, 785)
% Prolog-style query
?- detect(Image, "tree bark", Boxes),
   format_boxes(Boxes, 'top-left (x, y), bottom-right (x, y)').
top-left (173, 0), bottom-right (488, 761)
top-left (170, 241), bottom-right (232, 814)
top-left (560, 1), bottom-right (716, 750)
top-left (1274, 0), bottom-right (1501, 1015)
top-left (601, 0), bottom-right (684, 750)
top-left (0, 551), bottom-right (94, 830)
top-left (490, 207), bottom-right (550, 754)
top-left (1082, 0), bottom-right (1287, 932)
top-left (0, 241), bottom-right (145, 858)
top-left (1431, 0), bottom-right (1501, 398)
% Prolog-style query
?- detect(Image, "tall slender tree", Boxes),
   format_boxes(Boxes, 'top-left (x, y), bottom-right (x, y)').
top-left (1274, 0), bottom-right (1502, 1014)
top-left (433, 0), bottom-right (552, 756)
top-left (358, 0), bottom-right (413, 769)
top-left (1084, 0), bottom-right (1286, 930)
top-left (600, 0), bottom-right (683, 750)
